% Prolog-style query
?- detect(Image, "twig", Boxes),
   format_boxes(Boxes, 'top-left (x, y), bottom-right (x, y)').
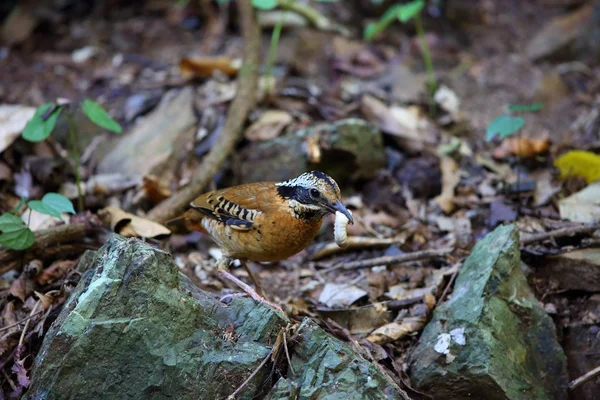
top-left (227, 347), bottom-right (273, 400)
top-left (520, 224), bottom-right (600, 246)
top-left (282, 330), bottom-right (294, 376)
top-left (276, 0), bottom-right (348, 35)
top-left (437, 263), bottom-right (461, 306)
top-left (147, 0), bottom-right (260, 224)
top-left (0, 310), bottom-right (43, 333)
top-left (321, 248), bottom-right (453, 272)
top-left (18, 301), bottom-right (40, 346)
top-left (569, 365), bottom-right (600, 391)
top-left (0, 224), bottom-right (97, 273)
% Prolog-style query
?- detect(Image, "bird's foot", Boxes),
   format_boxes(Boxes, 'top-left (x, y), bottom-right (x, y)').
top-left (219, 292), bottom-right (248, 303)
top-left (218, 270), bottom-right (284, 315)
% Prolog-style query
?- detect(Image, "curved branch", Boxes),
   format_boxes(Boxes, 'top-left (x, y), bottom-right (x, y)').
top-left (147, 0), bottom-right (261, 224)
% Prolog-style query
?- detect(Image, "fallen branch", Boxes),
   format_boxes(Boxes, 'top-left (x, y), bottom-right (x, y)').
top-left (321, 248), bottom-right (454, 272)
top-left (520, 224), bottom-right (600, 246)
top-left (569, 364), bottom-right (600, 391)
top-left (0, 224), bottom-right (97, 273)
top-left (147, 0), bottom-right (260, 224)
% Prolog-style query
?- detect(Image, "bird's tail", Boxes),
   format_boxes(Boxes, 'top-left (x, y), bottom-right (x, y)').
top-left (165, 209), bottom-right (208, 235)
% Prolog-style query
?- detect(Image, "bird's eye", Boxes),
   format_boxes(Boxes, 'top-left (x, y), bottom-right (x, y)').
top-left (310, 188), bottom-right (320, 198)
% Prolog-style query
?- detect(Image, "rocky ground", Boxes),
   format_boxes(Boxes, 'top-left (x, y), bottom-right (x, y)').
top-left (1, 0), bottom-right (600, 399)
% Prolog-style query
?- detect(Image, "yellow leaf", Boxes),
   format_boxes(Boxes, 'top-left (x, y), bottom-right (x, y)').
top-left (554, 150), bottom-right (600, 183)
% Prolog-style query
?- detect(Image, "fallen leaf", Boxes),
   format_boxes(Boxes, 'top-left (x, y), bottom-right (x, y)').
top-left (317, 304), bottom-right (390, 335)
top-left (489, 199), bottom-right (518, 227)
top-left (318, 283), bottom-right (367, 308)
top-left (554, 150), bottom-right (600, 184)
top-left (434, 85), bottom-right (461, 120)
top-left (142, 175), bottom-right (172, 205)
top-left (434, 156), bottom-right (459, 214)
top-left (0, 104), bottom-right (36, 154)
top-left (244, 110), bottom-right (292, 141)
top-left (559, 181), bottom-right (600, 223)
top-left (492, 136), bottom-right (550, 159)
top-left (99, 206), bottom-right (171, 238)
top-left (179, 56), bottom-right (241, 79)
top-left (9, 273), bottom-right (35, 302)
top-left (366, 316), bottom-right (426, 345)
top-left (360, 95), bottom-right (436, 148)
top-left (36, 260), bottom-right (77, 286)
top-left (386, 285), bottom-right (434, 301)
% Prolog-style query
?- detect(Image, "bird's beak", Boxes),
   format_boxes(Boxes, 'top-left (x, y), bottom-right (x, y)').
top-left (329, 200), bottom-right (354, 224)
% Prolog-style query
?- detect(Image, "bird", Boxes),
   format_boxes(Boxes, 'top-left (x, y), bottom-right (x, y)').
top-left (169, 171), bottom-right (353, 313)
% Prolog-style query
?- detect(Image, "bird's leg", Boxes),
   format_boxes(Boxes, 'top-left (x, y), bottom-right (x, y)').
top-left (216, 256), bottom-right (284, 314)
top-left (240, 260), bottom-right (266, 298)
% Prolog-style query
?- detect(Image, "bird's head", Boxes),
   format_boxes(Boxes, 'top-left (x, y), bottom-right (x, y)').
top-left (276, 171), bottom-right (353, 223)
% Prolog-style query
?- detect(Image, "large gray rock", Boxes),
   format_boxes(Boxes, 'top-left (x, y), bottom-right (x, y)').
top-left (409, 224), bottom-right (568, 400)
top-left (26, 235), bottom-right (407, 400)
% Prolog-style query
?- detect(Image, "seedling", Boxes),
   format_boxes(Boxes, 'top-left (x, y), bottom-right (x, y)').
top-left (486, 102), bottom-right (545, 195)
top-left (364, 0), bottom-right (437, 112)
top-left (21, 98), bottom-right (122, 211)
top-left (0, 193), bottom-right (75, 250)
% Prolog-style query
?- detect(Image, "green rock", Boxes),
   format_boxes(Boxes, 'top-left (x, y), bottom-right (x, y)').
top-left (266, 319), bottom-right (410, 400)
top-left (408, 224), bottom-right (568, 400)
top-left (26, 235), bottom-right (286, 400)
top-left (26, 235), bottom-right (410, 400)
top-left (234, 119), bottom-right (386, 188)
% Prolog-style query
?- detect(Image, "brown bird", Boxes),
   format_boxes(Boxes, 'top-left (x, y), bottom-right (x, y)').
top-left (171, 171), bottom-right (353, 312)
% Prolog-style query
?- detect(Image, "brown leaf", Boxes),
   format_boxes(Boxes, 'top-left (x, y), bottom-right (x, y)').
top-left (366, 316), bottom-right (427, 345)
top-left (245, 110), bottom-right (293, 142)
top-left (434, 156), bottom-right (460, 214)
top-left (36, 260), bottom-right (77, 286)
top-left (492, 136), bottom-right (550, 159)
top-left (0, 104), bottom-right (36, 153)
top-left (179, 56), bottom-right (241, 79)
top-left (99, 206), bottom-right (171, 239)
top-left (143, 175), bottom-right (172, 205)
top-left (9, 274), bottom-right (36, 303)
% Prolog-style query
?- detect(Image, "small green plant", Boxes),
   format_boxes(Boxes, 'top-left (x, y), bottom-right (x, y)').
top-left (486, 103), bottom-right (543, 142)
top-left (250, 0), bottom-right (338, 94)
top-left (364, 0), bottom-right (436, 112)
top-left (21, 98), bottom-right (122, 211)
top-left (0, 193), bottom-right (75, 250)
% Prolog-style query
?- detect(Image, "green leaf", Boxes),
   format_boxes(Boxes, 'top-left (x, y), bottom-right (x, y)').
top-left (81, 99), bottom-right (122, 133)
top-left (508, 103), bottom-right (544, 113)
top-left (396, 0), bottom-right (424, 23)
top-left (0, 213), bottom-right (34, 250)
top-left (22, 103), bottom-right (62, 142)
top-left (251, 0), bottom-right (277, 10)
top-left (28, 193), bottom-right (76, 220)
top-left (364, 3), bottom-right (403, 40)
top-left (486, 115), bottom-right (525, 141)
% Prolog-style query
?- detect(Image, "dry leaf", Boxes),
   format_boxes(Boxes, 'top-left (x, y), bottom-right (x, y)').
top-left (36, 260), bottom-right (77, 286)
top-left (318, 283), bottom-right (367, 308)
top-left (366, 316), bottom-right (427, 344)
top-left (558, 181), bottom-right (600, 223)
top-left (360, 95), bottom-right (436, 151)
top-left (492, 136), bottom-right (550, 159)
top-left (143, 175), bottom-right (172, 205)
top-left (244, 110), bottom-right (292, 141)
top-left (554, 150), bottom-right (600, 184)
top-left (179, 56), bottom-right (241, 79)
top-left (9, 274), bottom-right (35, 303)
top-left (434, 156), bottom-right (459, 214)
top-left (0, 104), bottom-right (36, 154)
top-left (303, 135), bottom-right (321, 163)
top-left (99, 206), bottom-right (171, 238)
